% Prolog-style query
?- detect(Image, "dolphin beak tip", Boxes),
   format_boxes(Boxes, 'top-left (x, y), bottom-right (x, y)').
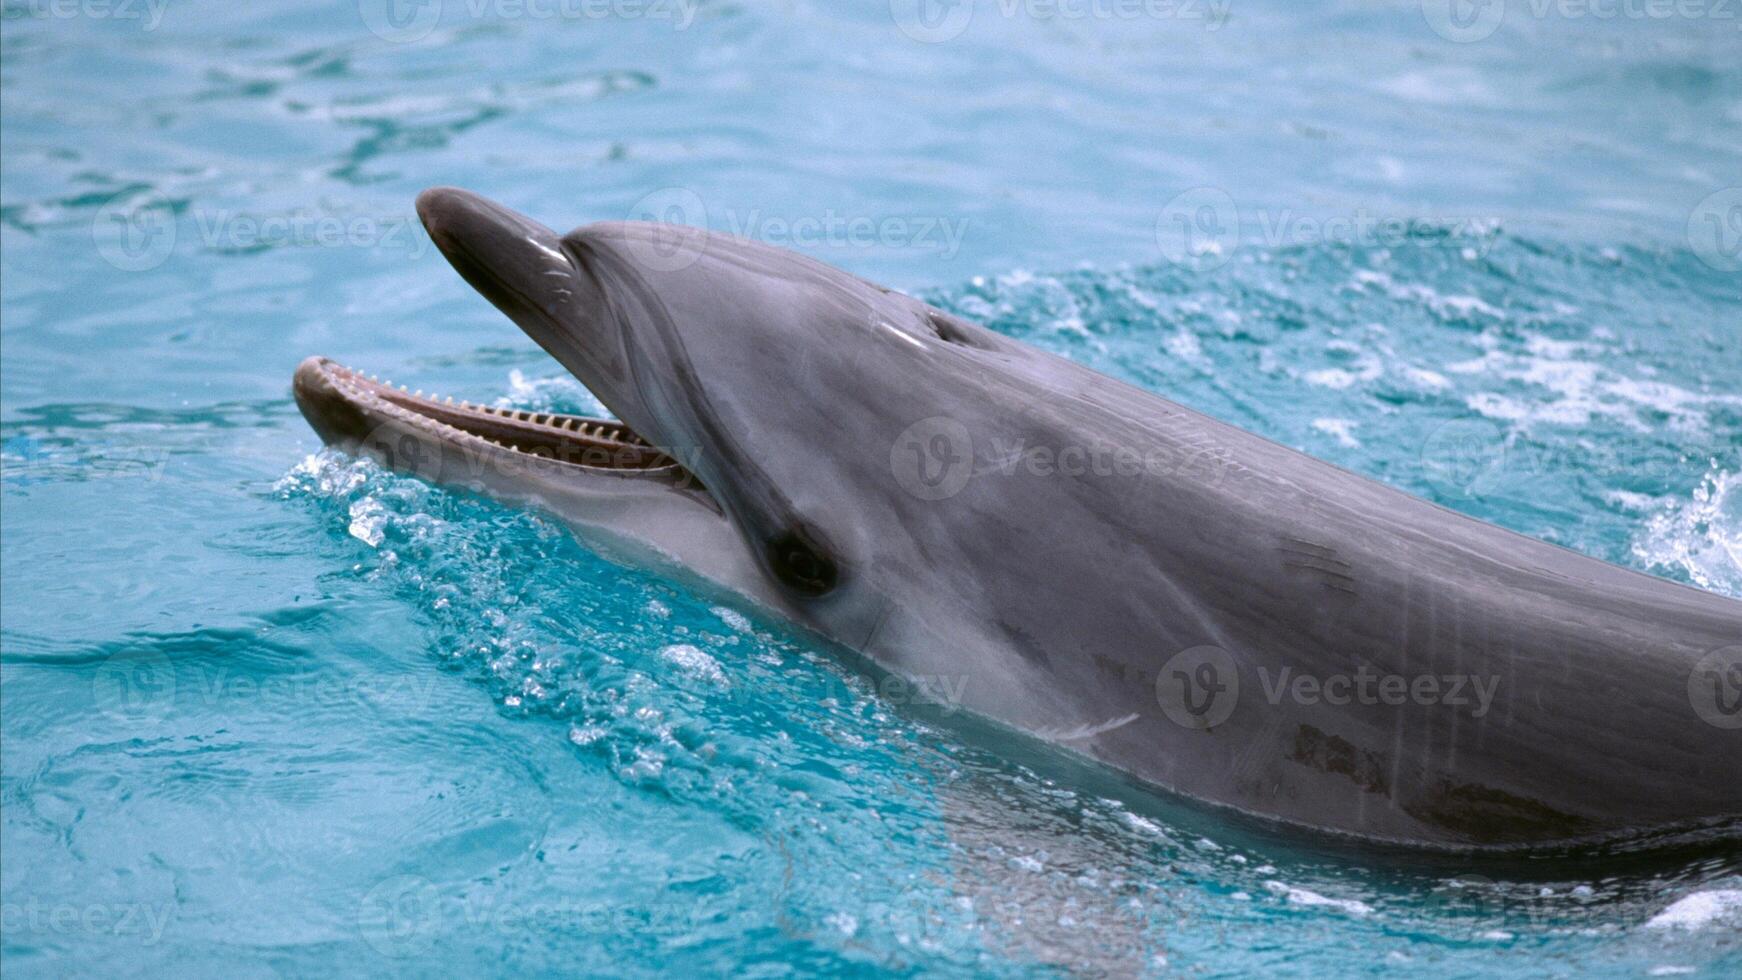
top-left (292, 356), bottom-right (368, 447)
top-left (415, 185), bottom-right (479, 237)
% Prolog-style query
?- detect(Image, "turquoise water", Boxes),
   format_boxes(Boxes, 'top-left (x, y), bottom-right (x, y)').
top-left (3, 1), bottom-right (1741, 976)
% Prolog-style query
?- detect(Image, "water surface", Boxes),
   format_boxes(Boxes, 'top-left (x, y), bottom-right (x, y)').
top-left (3, 2), bottom-right (1740, 975)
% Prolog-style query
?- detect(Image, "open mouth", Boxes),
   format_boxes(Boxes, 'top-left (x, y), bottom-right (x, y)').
top-left (302, 357), bottom-right (682, 473)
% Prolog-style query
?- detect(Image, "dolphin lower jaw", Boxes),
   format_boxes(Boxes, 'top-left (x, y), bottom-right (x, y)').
top-left (292, 356), bottom-right (691, 477)
top-left (292, 355), bottom-right (798, 612)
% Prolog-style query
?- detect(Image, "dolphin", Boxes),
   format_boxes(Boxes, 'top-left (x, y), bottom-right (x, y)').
top-left (292, 187), bottom-right (1742, 850)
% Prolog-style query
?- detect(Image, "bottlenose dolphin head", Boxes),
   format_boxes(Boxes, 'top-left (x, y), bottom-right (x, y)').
top-left (295, 188), bottom-right (1742, 849)
top-left (296, 187), bottom-right (1030, 629)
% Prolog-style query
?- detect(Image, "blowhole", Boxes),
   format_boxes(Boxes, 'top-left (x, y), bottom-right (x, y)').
top-left (927, 311), bottom-right (982, 347)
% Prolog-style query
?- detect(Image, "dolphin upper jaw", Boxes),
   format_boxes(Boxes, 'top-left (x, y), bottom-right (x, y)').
top-left (414, 188), bottom-right (677, 454)
top-left (295, 189), bottom-right (816, 618)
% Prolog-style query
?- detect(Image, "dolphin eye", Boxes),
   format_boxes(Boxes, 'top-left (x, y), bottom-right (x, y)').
top-left (768, 527), bottom-right (837, 597)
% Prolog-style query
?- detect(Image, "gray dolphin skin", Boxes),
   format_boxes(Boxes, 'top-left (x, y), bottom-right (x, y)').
top-left (293, 187), bottom-right (1742, 850)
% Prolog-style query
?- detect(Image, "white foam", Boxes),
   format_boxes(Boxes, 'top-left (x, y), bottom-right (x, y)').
top-left (347, 497), bottom-right (387, 548)
top-left (824, 911), bottom-right (859, 937)
top-left (1643, 889), bottom-right (1742, 930)
top-left (1347, 268), bottom-right (1502, 322)
top-left (1404, 367), bottom-right (1450, 391)
top-left (1604, 490), bottom-right (1662, 513)
top-left (1121, 812), bottom-right (1173, 840)
top-left (1164, 329), bottom-right (1204, 361)
top-left (1452, 329), bottom-right (1738, 430)
top-left (1437, 294), bottom-right (1504, 319)
top-left (1633, 469), bottom-right (1742, 597)
top-left (659, 643), bottom-right (728, 686)
top-left (712, 605), bottom-right (753, 633)
top-left (567, 724), bottom-right (607, 746)
top-left (1303, 368), bottom-right (1364, 390)
top-left (1263, 880), bottom-right (1373, 916)
top-left (1312, 418), bottom-right (1362, 449)
top-left (1377, 69), bottom-right (1495, 106)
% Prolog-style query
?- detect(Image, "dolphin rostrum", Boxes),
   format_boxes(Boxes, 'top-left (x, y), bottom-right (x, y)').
top-left (293, 187), bottom-right (1742, 850)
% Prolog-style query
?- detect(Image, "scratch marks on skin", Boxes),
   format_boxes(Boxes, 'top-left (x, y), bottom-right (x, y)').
top-left (1036, 713), bottom-right (1140, 743)
top-left (1279, 536), bottom-right (1357, 596)
top-left (1290, 722), bottom-right (1594, 843)
top-left (543, 267), bottom-right (574, 302)
top-left (1290, 724), bottom-right (1390, 795)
